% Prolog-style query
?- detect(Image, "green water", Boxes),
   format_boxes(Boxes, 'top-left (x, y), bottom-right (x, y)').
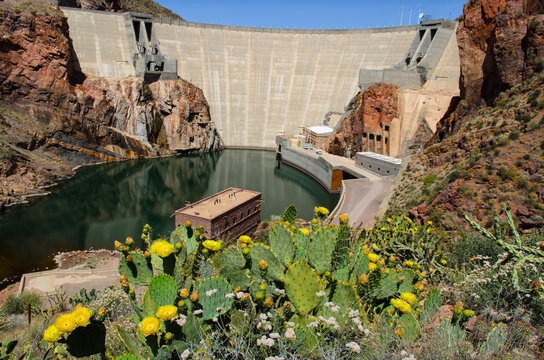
top-left (0, 149), bottom-right (338, 284)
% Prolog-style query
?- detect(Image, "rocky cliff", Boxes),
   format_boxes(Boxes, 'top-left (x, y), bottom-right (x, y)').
top-left (59, 0), bottom-right (183, 19)
top-left (0, 3), bottom-right (222, 207)
top-left (388, 0), bottom-right (544, 231)
top-left (326, 83), bottom-right (399, 156)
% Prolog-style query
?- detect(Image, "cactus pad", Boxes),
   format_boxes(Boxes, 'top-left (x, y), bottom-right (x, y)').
top-left (398, 313), bottom-right (420, 343)
top-left (321, 280), bottom-right (360, 329)
top-left (307, 226), bottom-right (339, 274)
top-left (284, 260), bottom-right (322, 315)
top-left (149, 274), bottom-right (178, 306)
top-left (282, 204), bottom-right (298, 224)
top-left (332, 224), bottom-right (351, 270)
top-left (197, 276), bottom-right (234, 320)
top-left (421, 287), bottom-right (442, 325)
top-left (268, 223), bottom-right (296, 265)
top-left (250, 243), bottom-right (285, 281)
top-left (119, 251), bottom-right (153, 286)
top-left (375, 271), bottom-right (399, 299)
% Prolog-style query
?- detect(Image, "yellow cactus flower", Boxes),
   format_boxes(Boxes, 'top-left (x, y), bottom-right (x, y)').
top-left (43, 325), bottom-right (63, 342)
top-left (372, 243), bottom-right (379, 250)
top-left (140, 316), bottom-right (161, 337)
top-left (203, 240), bottom-right (222, 251)
top-left (299, 228), bottom-right (310, 236)
top-left (387, 217), bottom-right (392, 223)
top-left (391, 298), bottom-right (411, 313)
top-left (400, 292), bottom-right (417, 306)
top-left (150, 240), bottom-right (175, 258)
top-left (339, 213), bottom-right (349, 224)
top-left (239, 235), bottom-right (252, 244)
top-left (54, 314), bottom-right (77, 333)
top-left (404, 260), bottom-right (415, 268)
top-left (72, 307), bottom-right (92, 327)
top-left (368, 262), bottom-right (378, 272)
top-left (318, 206), bottom-right (329, 216)
top-left (156, 305), bottom-right (178, 321)
top-left (367, 253), bottom-right (379, 263)
top-left (441, 259), bottom-right (447, 265)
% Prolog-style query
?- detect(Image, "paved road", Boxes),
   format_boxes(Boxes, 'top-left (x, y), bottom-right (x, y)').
top-left (329, 178), bottom-right (392, 228)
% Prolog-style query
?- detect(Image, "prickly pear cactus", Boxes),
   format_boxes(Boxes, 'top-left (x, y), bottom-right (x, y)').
top-left (321, 280), bottom-right (360, 329)
top-left (197, 276), bottom-right (234, 320)
top-left (332, 223), bottom-right (351, 270)
top-left (282, 204), bottom-right (298, 224)
top-left (307, 226), bottom-right (338, 274)
top-left (66, 320), bottom-right (106, 357)
top-left (398, 313), bottom-right (420, 343)
top-left (421, 287), bottom-right (442, 325)
top-left (212, 247), bottom-right (250, 289)
top-left (397, 269), bottom-right (415, 293)
top-left (141, 289), bottom-right (159, 318)
top-left (268, 223), bottom-right (296, 265)
top-left (119, 251), bottom-right (153, 286)
top-left (149, 274), bottom-right (178, 306)
top-left (480, 322), bottom-right (507, 354)
top-left (250, 243), bottom-right (285, 281)
top-left (375, 271), bottom-right (399, 299)
top-left (284, 260), bottom-right (322, 315)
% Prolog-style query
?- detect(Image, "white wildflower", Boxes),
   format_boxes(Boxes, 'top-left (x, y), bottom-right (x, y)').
top-left (330, 305), bottom-right (340, 313)
top-left (348, 309), bottom-right (360, 317)
top-left (176, 314), bottom-right (187, 327)
top-left (346, 342), bottom-right (361, 353)
top-left (205, 288), bottom-right (218, 297)
top-left (286, 321), bottom-right (295, 327)
top-left (285, 327), bottom-right (296, 339)
top-left (225, 293), bottom-right (235, 299)
top-left (216, 307), bottom-right (222, 312)
top-left (236, 291), bottom-right (245, 299)
top-left (324, 302), bottom-right (334, 308)
top-left (325, 317), bottom-right (338, 326)
top-left (257, 335), bottom-right (275, 347)
top-left (274, 288), bottom-right (286, 295)
top-left (306, 321), bottom-right (319, 328)
top-left (193, 310), bottom-right (203, 315)
top-left (259, 313), bottom-right (268, 321)
top-left (180, 349), bottom-right (191, 359)
top-left (269, 332), bottom-right (280, 339)
top-left (212, 317), bottom-right (218, 322)
top-left (316, 291), bottom-right (326, 297)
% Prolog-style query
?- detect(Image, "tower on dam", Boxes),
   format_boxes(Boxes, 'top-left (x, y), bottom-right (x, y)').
top-left (61, 7), bottom-right (459, 151)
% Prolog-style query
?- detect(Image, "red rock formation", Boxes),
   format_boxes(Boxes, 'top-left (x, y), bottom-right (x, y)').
top-left (326, 83), bottom-right (398, 156)
top-left (458, 0), bottom-right (544, 106)
top-left (0, 7), bottom-right (221, 205)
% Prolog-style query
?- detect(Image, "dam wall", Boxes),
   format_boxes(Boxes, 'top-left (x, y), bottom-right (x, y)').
top-left (61, 8), bottom-right (458, 149)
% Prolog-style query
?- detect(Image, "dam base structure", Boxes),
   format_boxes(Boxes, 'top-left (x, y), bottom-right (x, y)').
top-left (61, 7), bottom-right (459, 151)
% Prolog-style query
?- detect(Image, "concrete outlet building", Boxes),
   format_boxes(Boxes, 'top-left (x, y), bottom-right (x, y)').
top-left (174, 188), bottom-right (262, 241)
top-left (355, 152), bottom-right (402, 176)
top-left (302, 126), bottom-right (334, 150)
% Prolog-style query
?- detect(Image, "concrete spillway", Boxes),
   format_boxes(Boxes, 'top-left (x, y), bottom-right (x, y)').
top-left (62, 8), bottom-right (458, 149)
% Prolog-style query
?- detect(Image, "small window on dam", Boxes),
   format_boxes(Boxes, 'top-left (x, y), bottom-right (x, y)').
top-left (377, 135), bottom-right (382, 142)
top-left (145, 22), bottom-right (153, 42)
top-left (133, 21), bottom-right (140, 42)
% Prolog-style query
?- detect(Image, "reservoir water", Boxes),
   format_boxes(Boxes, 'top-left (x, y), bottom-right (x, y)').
top-left (0, 149), bottom-right (339, 284)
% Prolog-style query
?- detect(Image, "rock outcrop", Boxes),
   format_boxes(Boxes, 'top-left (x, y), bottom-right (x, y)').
top-left (326, 83), bottom-right (398, 157)
top-left (388, 0), bottom-right (544, 231)
top-left (458, 0), bottom-right (544, 106)
top-left (0, 6), bottom-right (222, 206)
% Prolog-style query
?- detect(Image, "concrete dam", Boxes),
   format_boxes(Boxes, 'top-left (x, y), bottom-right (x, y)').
top-left (62, 8), bottom-right (460, 150)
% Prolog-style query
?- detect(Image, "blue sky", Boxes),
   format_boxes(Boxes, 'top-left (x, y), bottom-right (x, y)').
top-left (156, 0), bottom-right (467, 29)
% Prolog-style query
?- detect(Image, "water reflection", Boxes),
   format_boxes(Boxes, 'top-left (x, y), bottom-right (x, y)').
top-left (0, 149), bottom-right (338, 283)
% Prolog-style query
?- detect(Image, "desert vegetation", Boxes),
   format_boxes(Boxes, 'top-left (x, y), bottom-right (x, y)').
top-left (1, 205), bottom-right (542, 359)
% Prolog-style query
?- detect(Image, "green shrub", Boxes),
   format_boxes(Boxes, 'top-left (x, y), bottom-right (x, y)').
top-left (509, 131), bottom-right (520, 140)
top-left (496, 99), bottom-right (508, 108)
top-left (422, 174), bottom-right (437, 185)
top-left (497, 167), bottom-right (517, 181)
top-left (2, 292), bottom-right (42, 315)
